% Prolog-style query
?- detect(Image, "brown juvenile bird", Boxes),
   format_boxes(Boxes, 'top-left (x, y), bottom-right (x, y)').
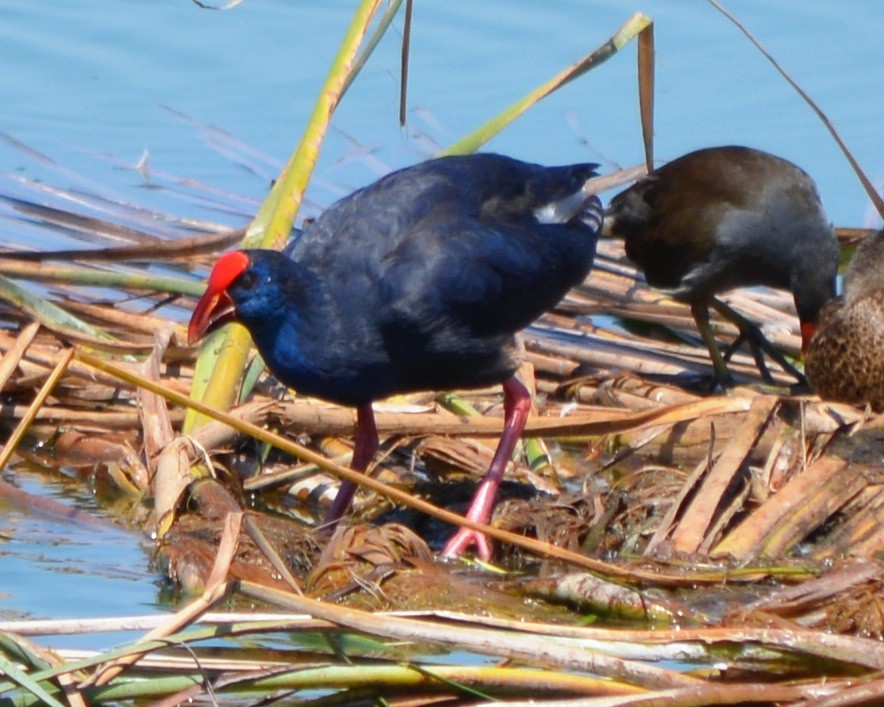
top-left (604, 145), bottom-right (839, 385)
top-left (806, 230), bottom-right (884, 410)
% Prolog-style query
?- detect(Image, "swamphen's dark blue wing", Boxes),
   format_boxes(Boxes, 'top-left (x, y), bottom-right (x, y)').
top-left (284, 154), bottom-right (601, 397)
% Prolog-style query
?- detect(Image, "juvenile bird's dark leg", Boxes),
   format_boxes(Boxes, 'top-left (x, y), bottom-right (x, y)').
top-left (324, 404), bottom-right (379, 526)
top-left (719, 326), bottom-right (774, 383)
top-left (442, 376), bottom-right (532, 560)
top-left (710, 298), bottom-right (807, 384)
top-left (690, 301), bottom-right (735, 387)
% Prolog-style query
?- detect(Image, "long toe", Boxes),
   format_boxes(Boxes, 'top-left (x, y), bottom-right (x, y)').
top-left (442, 527), bottom-right (494, 561)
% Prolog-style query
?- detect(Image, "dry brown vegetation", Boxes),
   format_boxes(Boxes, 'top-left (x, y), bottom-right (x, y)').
top-left (0, 168), bottom-right (882, 703)
top-left (0, 2), bottom-right (882, 702)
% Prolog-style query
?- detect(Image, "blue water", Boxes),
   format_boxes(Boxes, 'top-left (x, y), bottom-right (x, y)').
top-left (0, 473), bottom-right (160, 648)
top-left (0, 0), bottom-right (881, 630)
top-left (1, 1), bottom-right (881, 231)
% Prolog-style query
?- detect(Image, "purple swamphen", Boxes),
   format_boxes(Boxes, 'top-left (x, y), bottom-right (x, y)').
top-left (188, 153), bottom-right (603, 560)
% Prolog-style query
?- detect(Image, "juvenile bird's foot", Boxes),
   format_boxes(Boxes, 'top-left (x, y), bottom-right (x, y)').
top-left (712, 299), bottom-right (807, 385)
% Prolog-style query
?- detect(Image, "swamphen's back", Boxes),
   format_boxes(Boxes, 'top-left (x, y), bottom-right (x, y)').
top-left (237, 153), bottom-right (602, 405)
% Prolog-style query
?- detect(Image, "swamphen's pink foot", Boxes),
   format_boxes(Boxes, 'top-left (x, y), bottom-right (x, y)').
top-left (442, 377), bottom-right (531, 560)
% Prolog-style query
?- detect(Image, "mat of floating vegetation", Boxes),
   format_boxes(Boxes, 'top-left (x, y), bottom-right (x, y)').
top-left (3, 217), bottom-right (882, 610)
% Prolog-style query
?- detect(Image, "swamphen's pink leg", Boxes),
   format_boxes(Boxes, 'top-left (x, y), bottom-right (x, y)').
top-left (324, 403), bottom-right (378, 525)
top-left (442, 376), bottom-right (531, 560)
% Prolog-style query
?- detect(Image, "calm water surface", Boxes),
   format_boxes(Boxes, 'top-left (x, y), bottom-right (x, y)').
top-left (0, 0), bottom-right (881, 634)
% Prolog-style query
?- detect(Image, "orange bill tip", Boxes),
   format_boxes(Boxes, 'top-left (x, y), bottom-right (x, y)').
top-left (800, 321), bottom-right (817, 356)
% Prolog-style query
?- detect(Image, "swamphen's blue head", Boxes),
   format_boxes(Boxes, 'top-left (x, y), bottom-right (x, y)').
top-left (189, 249), bottom-right (317, 343)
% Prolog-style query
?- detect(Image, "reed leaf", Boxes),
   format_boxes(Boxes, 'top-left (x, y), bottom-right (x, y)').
top-left (345, 0), bottom-right (407, 97)
top-left (443, 12), bottom-right (653, 156)
top-left (637, 21), bottom-right (655, 170)
top-left (0, 657), bottom-right (66, 707)
top-left (0, 260), bottom-right (202, 296)
top-left (0, 274), bottom-right (112, 341)
top-left (185, 0), bottom-right (388, 432)
top-left (0, 633), bottom-right (67, 707)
